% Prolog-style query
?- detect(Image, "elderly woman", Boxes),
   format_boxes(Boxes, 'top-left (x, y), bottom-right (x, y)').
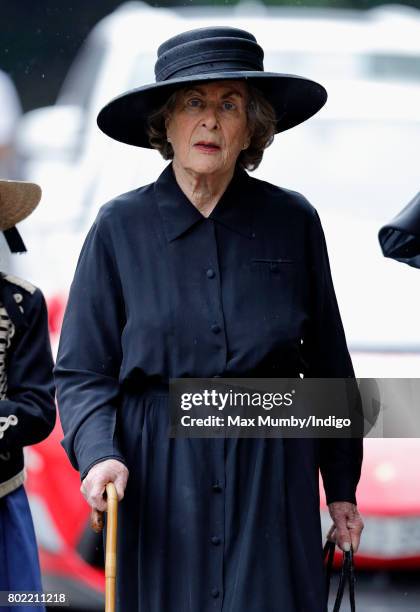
top-left (55, 27), bottom-right (363, 612)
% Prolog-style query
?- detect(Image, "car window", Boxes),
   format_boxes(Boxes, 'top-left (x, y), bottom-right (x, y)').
top-left (264, 50), bottom-right (420, 83)
top-left (264, 51), bottom-right (365, 81)
top-left (367, 53), bottom-right (420, 82)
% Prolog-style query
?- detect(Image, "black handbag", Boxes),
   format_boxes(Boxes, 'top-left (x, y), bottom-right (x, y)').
top-left (323, 540), bottom-right (356, 612)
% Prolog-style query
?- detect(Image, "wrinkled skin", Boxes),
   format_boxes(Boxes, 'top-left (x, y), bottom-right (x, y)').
top-left (81, 458), bottom-right (128, 531)
top-left (165, 80), bottom-right (251, 217)
top-left (327, 501), bottom-right (364, 552)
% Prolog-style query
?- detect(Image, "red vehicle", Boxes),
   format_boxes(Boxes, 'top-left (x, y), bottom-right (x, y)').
top-left (320, 438), bottom-right (420, 569)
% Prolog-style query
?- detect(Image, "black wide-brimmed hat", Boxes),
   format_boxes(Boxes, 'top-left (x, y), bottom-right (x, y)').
top-left (378, 192), bottom-right (420, 269)
top-left (97, 26), bottom-right (327, 148)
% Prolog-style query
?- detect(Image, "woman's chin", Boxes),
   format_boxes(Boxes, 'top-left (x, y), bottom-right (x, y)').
top-left (185, 155), bottom-right (231, 176)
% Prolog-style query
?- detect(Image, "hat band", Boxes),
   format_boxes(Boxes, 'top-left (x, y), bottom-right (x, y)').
top-left (3, 227), bottom-right (27, 254)
top-left (156, 48), bottom-right (263, 82)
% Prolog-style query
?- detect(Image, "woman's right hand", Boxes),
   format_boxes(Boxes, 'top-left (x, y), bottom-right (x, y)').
top-left (81, 458), bottom-right (129, 512)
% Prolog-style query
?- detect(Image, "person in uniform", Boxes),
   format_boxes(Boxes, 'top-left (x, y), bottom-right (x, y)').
top-left (0, 179), bottom-right (56, 608)
top-left (55, 27), bottom-right (364, 612)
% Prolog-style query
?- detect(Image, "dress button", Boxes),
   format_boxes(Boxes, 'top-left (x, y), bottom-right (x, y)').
top-left (211, 324), bottom-right (221, 334)
top-left (211, 588), bottom-right (220, 598)
top-left (211, 536), bottom-right (221, 546)
top-left (206, 268), bottom-right (215, 278)
top-left (212, 483), bottom-right (222, 492)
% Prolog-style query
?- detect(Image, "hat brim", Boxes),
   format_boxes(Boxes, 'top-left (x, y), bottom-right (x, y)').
top-left (0, 181), bottom-right (41, 231)
top-left (97, 71), bottom-right (327, 148)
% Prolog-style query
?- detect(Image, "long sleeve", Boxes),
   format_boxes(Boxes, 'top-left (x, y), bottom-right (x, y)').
top-left (54, 213), bottom-right (127, 480)
top-left (0, 288), bottom-right (56, 453)
top-left (304, 207), bottom-right (363, 505)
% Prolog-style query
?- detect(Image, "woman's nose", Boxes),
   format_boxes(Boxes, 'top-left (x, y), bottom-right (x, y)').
top-left (201, 104), bottom-right (219, 129)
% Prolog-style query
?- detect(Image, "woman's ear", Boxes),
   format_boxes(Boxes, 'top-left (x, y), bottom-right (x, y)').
top-left (164, 113), bottom-right (171, 136)
top-left (244, 128), bottom-right (252, 149)
top-left (165, 124), bottom-right (172, 145)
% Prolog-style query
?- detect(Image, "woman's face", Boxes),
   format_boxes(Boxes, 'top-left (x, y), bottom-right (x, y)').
top-left (165, 80), bottom-right (251, 177)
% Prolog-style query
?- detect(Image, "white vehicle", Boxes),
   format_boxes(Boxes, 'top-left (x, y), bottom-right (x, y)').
top-left (14, 2), bottom-right (420, 373)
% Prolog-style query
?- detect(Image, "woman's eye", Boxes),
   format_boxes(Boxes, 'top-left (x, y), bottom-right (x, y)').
top-left (186, 98), bottom-right (203, 108)
top-left (222, 101), bottom-right (236, 111)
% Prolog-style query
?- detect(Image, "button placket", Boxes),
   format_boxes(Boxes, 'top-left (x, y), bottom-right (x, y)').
top-left (209, 439), bottom-right (225, 609)
top-left (204, 221), bottom-right (227, 367)
top-left (202, 222), bottom-right (226, 609)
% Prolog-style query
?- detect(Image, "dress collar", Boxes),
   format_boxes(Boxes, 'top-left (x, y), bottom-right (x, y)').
top-left (154, 162), bottom-right (254, 242)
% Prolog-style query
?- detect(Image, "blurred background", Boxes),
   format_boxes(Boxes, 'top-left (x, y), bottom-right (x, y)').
top-left (2, 1), bottom-right (420, 610)
top-left (3, 0), bottom-right (420, 111)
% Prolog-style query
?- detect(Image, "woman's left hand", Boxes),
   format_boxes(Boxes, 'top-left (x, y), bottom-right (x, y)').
top-left (327, 501), bottom-right (364, 553)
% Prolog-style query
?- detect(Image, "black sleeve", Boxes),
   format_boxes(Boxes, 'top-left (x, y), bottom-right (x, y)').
top-left (304, 207), bottom-right (363, 505)
top-left (0, 288), bottom-right (56, 452)
top-left (54, 216), bottom-right (127, 480)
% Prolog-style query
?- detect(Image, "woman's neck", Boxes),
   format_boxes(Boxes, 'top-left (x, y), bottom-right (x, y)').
top-left (172, 159), bottom-right (235, 218)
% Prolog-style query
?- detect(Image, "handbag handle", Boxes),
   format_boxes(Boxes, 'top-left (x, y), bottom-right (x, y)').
top-left (323, 540), bottom-right (356, 612)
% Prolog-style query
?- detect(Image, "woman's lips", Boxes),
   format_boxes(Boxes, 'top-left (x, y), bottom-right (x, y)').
top-left (194, 143), bottom-right (221, 153)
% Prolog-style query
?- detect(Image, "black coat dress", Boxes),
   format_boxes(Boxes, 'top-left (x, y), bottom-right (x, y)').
top-left (55, 162), bottom-right (363, 612)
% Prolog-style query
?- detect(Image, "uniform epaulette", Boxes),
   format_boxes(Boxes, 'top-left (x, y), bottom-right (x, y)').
top-left (3, 275), bottom-right (36, 295)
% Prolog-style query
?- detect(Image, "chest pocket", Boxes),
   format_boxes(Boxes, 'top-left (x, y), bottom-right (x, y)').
top-left (251, 257), bottom-right (294, 270)
top-left (249, 257), bottom-right (296, 326)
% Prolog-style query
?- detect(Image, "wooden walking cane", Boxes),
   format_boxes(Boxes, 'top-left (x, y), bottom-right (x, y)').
top-left (105, 483), bottom-right (118, 612)
top-left (90, 483), bottom-right (118, 612)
